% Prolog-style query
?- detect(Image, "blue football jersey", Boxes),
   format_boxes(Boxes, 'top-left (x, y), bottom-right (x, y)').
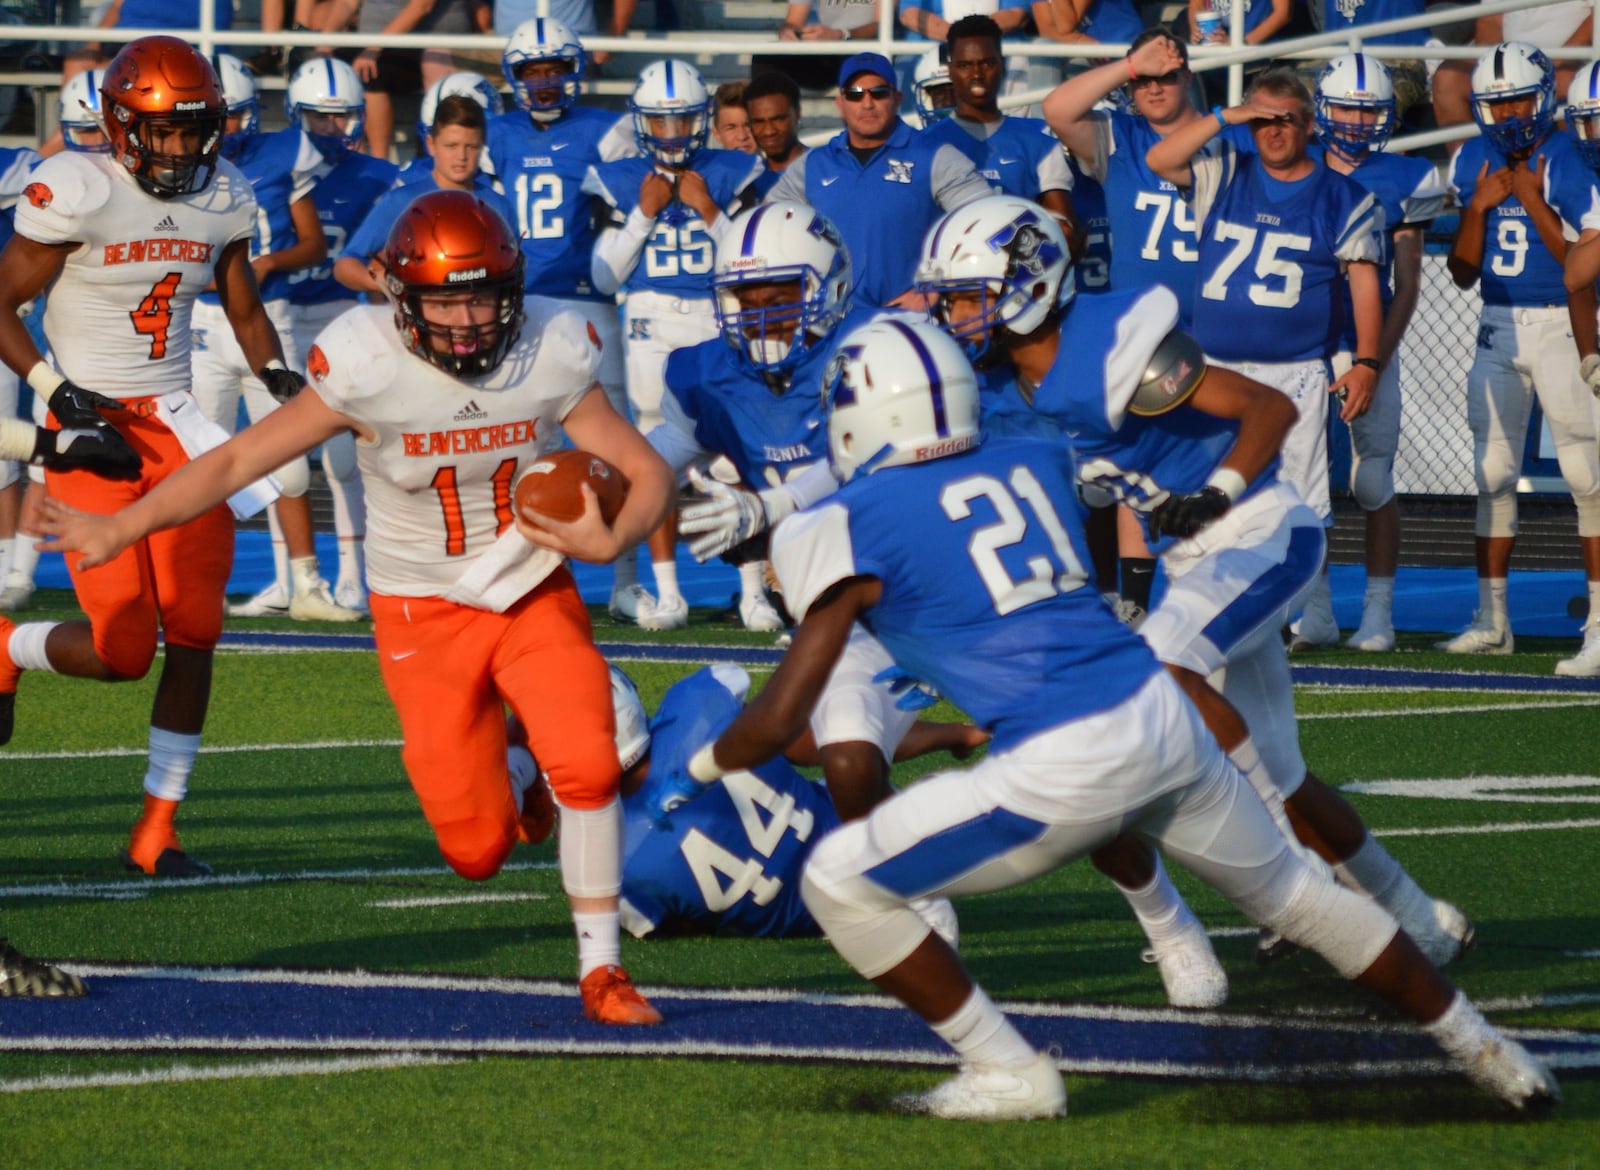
top-left (287, 150), bottom-right (398, 307)
top-left (1310, 145), bottom-right (1445, 349)
top-left (1088, 111), bottom-right (1254, 326)
top-left (341, 172), bottom-right (515, 265)
top-left (1449, 131), bottom-right (1600, 307)
top-left (488, 106), bottom-right (627, 301)
top-left (773, 436), bottom-right (1160, 751)
top-left (1031, 288), bottom-right (1279, 554)
top-left (201, 127), bottom-right (325, 305)
top-left (921, 114), bottom-right (1071, 202)
top-left (0, 146), bottom-right (40, 255)
top-left (620, 668), bottom-right (838, 938)
top-left (661, 306), bottom-right (884, 487)
top-left (1068, 154), bottom-right (1111, 295)
top-left (1189, 148), bottom-right (1381, 363)
top-left (583, 150), bottom-right (762, 297)
top-left (977, 365), bottom-right (1063, 440)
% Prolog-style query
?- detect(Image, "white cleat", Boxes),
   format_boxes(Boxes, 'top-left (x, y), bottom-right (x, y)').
top-left (1462, 1034), bottom-right (1560, 1114)
top-left (1142, 919), bottom-right (1229, 1010)
top-left (1288, 610), bottom-right (1340, 652)
top-left (1345, 617), bottom-right (1395, 652)
top-left (1434, 611), bottom-right (1513, 655)
top-left (893, 1053), bottom-right (1067, 1120)
top-left (1554, 619), bottom-right (1600, 677)
top-left (638, 593), bottom-right (688, 631)
top-left (289, 580), bottom-right (364, 622)
top-left (910, 896), bottom-right (960, 948)
top-left (0, 582), bottom-right (33, 612)
top-left (227, 581), bottom-right (290, 618)
top-left (1113, 597), bottom-right (1147, 631)
top-left (608, 583), bottom-right (657, 625)
top-left (738, 592), bottom-right (785, 633)
top-left (333, 579), bottom-right (369, 615)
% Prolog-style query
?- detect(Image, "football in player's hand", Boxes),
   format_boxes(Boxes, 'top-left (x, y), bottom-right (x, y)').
top-left (515, 450), bottom-right (629, 527)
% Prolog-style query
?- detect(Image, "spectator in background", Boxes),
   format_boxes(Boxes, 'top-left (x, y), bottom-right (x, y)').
top-left (1032, 0), bottom-right (1142, 47)
top-left (766, 52), bottom-right (992, 309)
top-left (1314, 0), bottom-right (1427, 120)
top-left (96, 0), bottom-right (233, 40)
top-left (744, 70), bottom-right (806, 198)
top-left (342, 0), bottom-right (493, 160)
top-left (407, 72), bottom-right (503, 181)
top-left (899, 0), bottom-right (1032, 101)
top-left (713, 81), bottom-right (757, 152)
top-left (778, 0), bottom-right (879, 42)
top-left (1432, 2), bottom-right (1593, 151)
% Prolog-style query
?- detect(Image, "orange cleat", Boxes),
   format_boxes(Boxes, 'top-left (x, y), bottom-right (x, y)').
top-left (124, 795), bottom-right (213, 877)
top-left (0, 614), bottom-right (17, 746)
top-left (579, 964), bottom-right (663, 1026)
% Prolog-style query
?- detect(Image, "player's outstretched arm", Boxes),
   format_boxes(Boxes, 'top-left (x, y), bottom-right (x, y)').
top-left (35, 389), bottom-right (353, 569)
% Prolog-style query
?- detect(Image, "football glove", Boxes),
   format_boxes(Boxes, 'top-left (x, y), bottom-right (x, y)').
top-left (640, 763), bottom-right (713, 828)
top-left (47, 381), bottom-right (122, 430)
top-left (33, 422), bottom-right (142, 481)
top-left (873, 665), bottom-right (942, 712)
top-left (258, 361), bottom-right (306, 404)
top-left (1148, 485), bottom-right (1232, 540)
top-left (1581, 354), bottom-right (1600, 399)
top-left (678, 468), bottom-right (797, 562)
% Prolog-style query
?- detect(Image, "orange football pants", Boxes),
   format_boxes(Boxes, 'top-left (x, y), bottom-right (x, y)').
top-left (370, 566), bottom-right (620, 881)
top-left (46, 396), bottom-right (234, 677)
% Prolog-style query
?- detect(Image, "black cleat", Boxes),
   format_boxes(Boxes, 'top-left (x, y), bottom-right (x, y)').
top-left (0, 938), bottom-right (88, 997)
top-left (122, 848), bottom-right (214, 878)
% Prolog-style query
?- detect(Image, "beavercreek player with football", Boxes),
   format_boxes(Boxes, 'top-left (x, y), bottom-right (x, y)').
top-left (37, 188), bottom-right (676, 1025)
top-left (0, 36), bottom-right (299, 876)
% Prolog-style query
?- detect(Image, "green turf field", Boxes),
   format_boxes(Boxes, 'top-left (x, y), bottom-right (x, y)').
top-left (2, 591), bottom-right (1597, 1169)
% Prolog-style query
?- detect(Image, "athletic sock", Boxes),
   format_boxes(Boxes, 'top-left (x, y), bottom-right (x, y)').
top-left (1119, 556), bottom-right (1156, 610)
top-left (652, 559), bottom-right (681, 604)
top-left (930, 986), bottom-right (1038, 1071)
top-left (572, 910), bottom-right (622, 979)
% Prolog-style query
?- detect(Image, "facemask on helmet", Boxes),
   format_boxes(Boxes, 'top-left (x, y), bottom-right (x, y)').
top-left (211, 52), bottom-right (260, 159)
top-left (101, 36), bottom-right (229, 200)
top-left (502, 17), bottom-right (585, 120)
top-left (1314, 52), bottom-right (1396, 159)
top-left (912, 47), bottom-right (955, 125)
top-left (1565, 59), bottom-right (1600, 169)
top-left (288, 56), bottom-right (366, 159)
top-left (630, 59), bottom-right (712, 168)
top-left (1470, 41), bottom-right (1556, 155)
top-left (60, 67), bottom-right (110, 152)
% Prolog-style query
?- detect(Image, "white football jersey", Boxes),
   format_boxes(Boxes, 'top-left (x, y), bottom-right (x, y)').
top-left (306, 299), bottom-right (601, 597)
top-left (15, 151), bottom-right (255, 399)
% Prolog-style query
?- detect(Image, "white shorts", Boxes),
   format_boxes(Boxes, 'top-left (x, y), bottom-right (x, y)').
top-left (289, 298), bottom-right (356, 372)
top-left (548, 295), bottom-right (625, 411)
top-left (191, 298), bottom-right (309, 496)
top-left (1210, 356), bottom-right (1332, 524)
top-left (810, 623), bottom-right (917, 761)
top-left (620, 290), bottom-right (718, 433)
top-left (804, 670), bottom-right (1292, 908)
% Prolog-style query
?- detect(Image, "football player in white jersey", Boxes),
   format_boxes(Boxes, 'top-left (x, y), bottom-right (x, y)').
top-left (0, 36), bottom-right (303, 876)
top-left (37, 189), bottom-right (676, 1025)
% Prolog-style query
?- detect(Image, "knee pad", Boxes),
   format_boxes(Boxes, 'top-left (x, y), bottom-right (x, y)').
top-left (1474, 489), bottom-right (1519, 539)
top-left (1351, 455), bottom-right (1394, 513)
top-left (1254, 856), bottom-right (1398, 980)
top-left (436, 818), bottom-right (516, 881)
top-left (556, 797), bottom-right (622, 898)
top-left (322, 431), bottom-right (358, 482)
top-left (802, 835), bottom-right (929, 980)
top-left (271, 453), bottom-right (312, 498)
top-left (1577, 492), bottom-right (1600, 539)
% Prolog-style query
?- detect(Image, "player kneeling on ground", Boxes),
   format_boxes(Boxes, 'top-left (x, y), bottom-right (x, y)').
top-left (641, 317), bottom-right (1557, 1119)
top-left (36, 189), bottom-right (676, 1026)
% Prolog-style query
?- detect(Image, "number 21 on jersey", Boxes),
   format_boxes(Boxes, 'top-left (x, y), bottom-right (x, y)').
top-left (941, 465), bottom-right (1088, 616)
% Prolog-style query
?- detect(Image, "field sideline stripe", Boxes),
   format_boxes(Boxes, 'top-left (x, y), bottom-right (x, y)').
top-left (0, 1053), bottom-right (467, 1094)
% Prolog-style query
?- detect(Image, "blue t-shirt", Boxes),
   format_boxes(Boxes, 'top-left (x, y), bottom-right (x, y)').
top-left (583, 150), bottom-right (762, 297)
top-left (1089, 110), bottom-right (1255, 326)
top-left (1321, 0), bottom-right (1426, 48)
top-left (1031, 288), bottom-right (1279, 554)
top-left (288, 150), bottom-right (398, 307)
top-left (774, 435), bottom-right (1159, 751)
top-left (342, 172), bottom-right (514, 265)
top-left (620, 668), bottom-right (838, 939)
top-left (200, 128), bottom-right (323, 305)
top-left (1076, 0), bottom-right (1142, 42)
top-left (116, 0), bottom-right (232, 30)
top-left (1449, 131), bottom-right (1600, 308)
top-left (1189, 148), bottom-right (1381, 363)
top-left (487, 105), bottom-right (628, 301)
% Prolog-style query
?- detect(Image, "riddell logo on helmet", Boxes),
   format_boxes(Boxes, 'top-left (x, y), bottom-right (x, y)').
top-left (447, 268), bottom-right (488, 282)
top-left (174, 100), bottom-right (209, 110)
top-left (724, 257), bottom-right (768, 272)
top-left (913, 435), bottom-right (978, 461)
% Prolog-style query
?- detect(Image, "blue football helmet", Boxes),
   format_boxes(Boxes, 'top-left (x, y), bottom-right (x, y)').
top-left (1470, 41), bottom-right (1556, 155)
top-left (1314, 52), bottom-right (1396, 159)
top-left (1565, 59), bottom-right (1600, 169)
top-left (211, 52), bottom-right (259, 159)
top-left (417, 71), bottom-right (502, 156)
top-left (59, 67), bottom-right (110, 153)
top-left (629, 60), bottom-right (711, 167)
top-left (287, 57), bottom-right (365, 159)
top-left (502, 17), bottom-right (585, 118)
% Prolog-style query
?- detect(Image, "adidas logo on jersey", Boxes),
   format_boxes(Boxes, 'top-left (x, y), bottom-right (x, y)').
top-left (154, 215), bottom-right (180, 232)
top-left (454, 400), bottom-right (488, 422)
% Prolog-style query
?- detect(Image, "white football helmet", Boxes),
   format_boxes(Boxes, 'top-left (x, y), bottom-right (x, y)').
top-left (630, 59), bottom-right (711, 167)
top-left (502, 17), bottom-right (585, 118)
top-left (1470, 41), bottom-right (1556, 155)
top-left (288, 57), bottom-right (365, 159)
top-left (713, 202), bottom-right (852, 374)
top-left (609, 667), bottom-right (651, 772)
top-left (59, 67), bottom-right (109, 153)
top-left (211, 52), bottom-right (259, 154)
top-left (1566, 60), bottom-right (1600, 168)
top-left (1314, 52), bottom-right (1396, 159)
top-left (916, 194), bottom-right (1073, 360)
top-left (912, 47), bottom-right (954, 125)
top-left (417, 71), bottom-right (502, 155)
top-left (825, 317), bottom-right (981, 482)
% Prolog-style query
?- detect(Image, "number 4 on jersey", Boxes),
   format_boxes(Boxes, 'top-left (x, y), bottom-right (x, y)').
top-left (130, 271), bottom-right (183, 359)
top-left (679, 771), bottom-right (816, 914)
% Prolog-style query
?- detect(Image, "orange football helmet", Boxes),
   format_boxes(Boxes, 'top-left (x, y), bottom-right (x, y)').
top-left (381, 190), bottom-right (527, 378)
top-left (100, 36), bottom-right (227, 200)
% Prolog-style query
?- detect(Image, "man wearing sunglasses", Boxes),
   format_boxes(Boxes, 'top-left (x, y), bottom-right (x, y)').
top-left (766, 51), bottom-right (993, 309)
